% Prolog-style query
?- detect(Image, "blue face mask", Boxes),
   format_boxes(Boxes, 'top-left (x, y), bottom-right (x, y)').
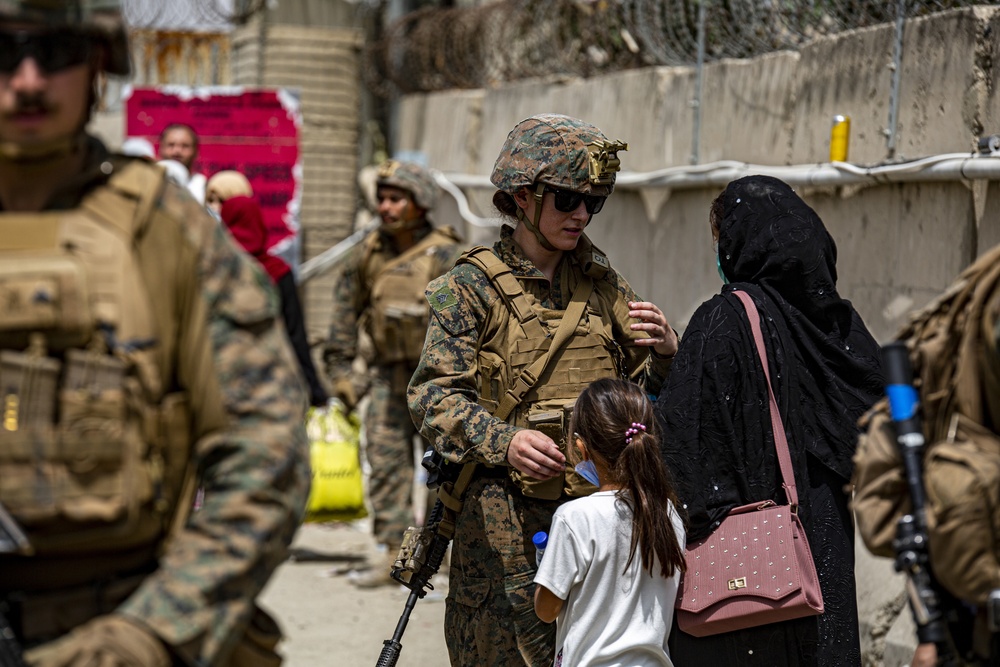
top-left (575, 460), bottom-right (601, 487)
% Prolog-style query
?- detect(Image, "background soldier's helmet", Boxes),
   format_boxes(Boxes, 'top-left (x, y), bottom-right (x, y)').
top-left (490, 114), bottom-right (627, 197)
top-left (376, 160), bottom-right (439, 211)
top-left (0, 0), bottom-right (131, 76)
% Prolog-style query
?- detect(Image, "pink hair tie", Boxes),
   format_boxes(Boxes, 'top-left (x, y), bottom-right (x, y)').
top-left (624, 422), bottom-right (647, 444)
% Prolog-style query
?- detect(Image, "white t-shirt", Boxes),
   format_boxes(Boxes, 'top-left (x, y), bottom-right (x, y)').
top-left (534, 491), bottom-right (686, 667)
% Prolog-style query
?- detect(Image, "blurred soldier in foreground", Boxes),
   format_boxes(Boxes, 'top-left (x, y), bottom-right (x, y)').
top-left (323, 160), bottom-right (463, 588)
top-left (0, 2), bottom-right (310, 665)
top-left (854, 241), bottom-right (1000, 666)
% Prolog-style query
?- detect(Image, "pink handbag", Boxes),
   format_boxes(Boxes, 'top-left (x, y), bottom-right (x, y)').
top-left (674, 290), bottom-right (824, 637)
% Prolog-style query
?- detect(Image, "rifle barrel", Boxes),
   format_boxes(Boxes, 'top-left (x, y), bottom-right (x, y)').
top-left (374, 587), bottom-right (419, 667)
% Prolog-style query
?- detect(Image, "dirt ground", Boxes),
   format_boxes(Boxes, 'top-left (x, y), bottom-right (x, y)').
top-left (259, 520), bottom-right (450, 667)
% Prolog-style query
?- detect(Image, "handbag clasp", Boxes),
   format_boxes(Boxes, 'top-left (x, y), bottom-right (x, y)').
top-left (727, 577), bottom-right (747, 590)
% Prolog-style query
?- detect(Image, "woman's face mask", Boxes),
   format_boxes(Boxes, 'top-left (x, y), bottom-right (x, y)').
top-left (714, 241), bottom-right (729, 285)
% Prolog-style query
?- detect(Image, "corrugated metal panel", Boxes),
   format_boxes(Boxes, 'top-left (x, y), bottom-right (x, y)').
top-left (129, 29), bottom-right (232, 86)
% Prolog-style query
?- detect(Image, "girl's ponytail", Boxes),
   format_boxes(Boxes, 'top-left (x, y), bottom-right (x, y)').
top-left (572, 379), bottom-right (686, 579)
top-left (617, 427), bottom-right (685, 578)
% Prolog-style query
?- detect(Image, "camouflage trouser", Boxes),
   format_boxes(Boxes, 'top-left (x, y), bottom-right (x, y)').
top-left (365, 363), bottom-right (427, 549)
top-left (444, 475), bottom-right (561, 667)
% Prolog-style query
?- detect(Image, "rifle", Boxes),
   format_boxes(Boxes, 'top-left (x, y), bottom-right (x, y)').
top-left (883, 343), bottom-right (961, 666)
top-left (375, 451), bottom-right (475, 667)
top-left (0, 502), bottom-right (30, 667)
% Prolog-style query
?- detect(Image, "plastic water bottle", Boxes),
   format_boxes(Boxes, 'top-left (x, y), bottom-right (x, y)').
top-left (533, 531), bottom-right (548, 568)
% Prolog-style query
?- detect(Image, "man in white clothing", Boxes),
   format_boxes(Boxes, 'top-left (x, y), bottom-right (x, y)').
top-left (158, 122), bottom-right (206, 203)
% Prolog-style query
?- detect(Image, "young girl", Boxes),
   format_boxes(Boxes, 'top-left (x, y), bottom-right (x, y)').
top-left (534, 378), bottom-right (686, 667)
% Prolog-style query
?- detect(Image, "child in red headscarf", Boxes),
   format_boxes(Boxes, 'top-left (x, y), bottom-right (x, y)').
top-left (208, 172), bottom-right (328, 408)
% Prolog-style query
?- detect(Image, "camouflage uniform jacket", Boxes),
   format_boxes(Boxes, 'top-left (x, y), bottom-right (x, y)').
top-left (0, 138), bottom-right (310, 664)
top-left (408, 225), bottom-right (671, 465)
top-left (323, 222), bottom-right (463, 382)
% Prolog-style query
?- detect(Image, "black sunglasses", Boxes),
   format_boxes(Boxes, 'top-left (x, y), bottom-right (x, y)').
top-left (545, 186), bottom-right (607, 215)
top-left (0, 30), bottom-right (95, 75)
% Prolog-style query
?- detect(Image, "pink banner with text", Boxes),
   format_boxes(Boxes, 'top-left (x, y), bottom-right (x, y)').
top-left (124, 86), bottom-right (301, 251)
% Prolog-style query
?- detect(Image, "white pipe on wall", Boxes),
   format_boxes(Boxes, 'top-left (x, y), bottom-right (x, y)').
top-left (443, 153), bottom-right (1000, 193)
top-left (300, 153), bottom-right (1000, 282)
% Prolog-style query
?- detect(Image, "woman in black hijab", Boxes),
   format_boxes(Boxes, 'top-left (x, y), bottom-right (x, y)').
top-left (657, 175), bottom-right (883, 666)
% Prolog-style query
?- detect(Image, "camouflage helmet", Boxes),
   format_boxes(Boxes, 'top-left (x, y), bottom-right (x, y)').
top-left (0, 0), bottom-right (131, 76)
top-left (490, 114), bottom-right (628, 197)
top-left (376, 159), bottom-right (438, 211)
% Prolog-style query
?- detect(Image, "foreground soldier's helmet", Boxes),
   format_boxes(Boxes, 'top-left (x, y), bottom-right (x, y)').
top-left (0, 0), bottom-right (131, 76)
top-left (490, 114), bottom-right (628, 197)
top-left (376, 160), bottom-right (438, 211)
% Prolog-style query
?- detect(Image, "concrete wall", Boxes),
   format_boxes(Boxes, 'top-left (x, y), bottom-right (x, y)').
top-left (396, 6), bottom-right (1000, 341)
top-left (392, 6), bottom-right (1000, 664)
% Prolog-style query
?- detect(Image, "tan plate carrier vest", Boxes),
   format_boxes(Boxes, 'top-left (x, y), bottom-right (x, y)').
top-left (460, 246), bottom-right (624, 500)
top-left (363, 226), bottom-right (461, 365)
top-left (0, 161), bottom-right (192, 556)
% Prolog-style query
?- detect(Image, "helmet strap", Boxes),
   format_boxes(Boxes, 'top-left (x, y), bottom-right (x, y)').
top-left (517, 182), bottom-right (557, 252)
top-left (0, 132), bottom-right (82, 163)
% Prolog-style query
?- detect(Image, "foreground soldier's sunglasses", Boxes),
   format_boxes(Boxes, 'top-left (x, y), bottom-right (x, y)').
top-left (544, 186), bottom-right (607, 215)
top-left (0, 30), bottom-right (95, 74)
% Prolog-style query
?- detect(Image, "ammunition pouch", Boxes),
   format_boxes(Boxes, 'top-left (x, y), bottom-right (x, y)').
top-left (506, 400), bottom-right (593, 500)
top-left (370, 288), bottom-right (429, 364)
top-left (0, 345), bottom-right (191, 555)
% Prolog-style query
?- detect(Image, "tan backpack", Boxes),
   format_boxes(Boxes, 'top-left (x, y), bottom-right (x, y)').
top-left (852, 243), bottom-right (1000, 605)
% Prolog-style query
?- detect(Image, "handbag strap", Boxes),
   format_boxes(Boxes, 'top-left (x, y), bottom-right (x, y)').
top-left (732, 290), bottom-right (800, 510)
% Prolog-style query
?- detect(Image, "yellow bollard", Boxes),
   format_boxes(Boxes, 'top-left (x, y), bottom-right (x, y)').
top-left (830, 115), bottom-right (851, 162)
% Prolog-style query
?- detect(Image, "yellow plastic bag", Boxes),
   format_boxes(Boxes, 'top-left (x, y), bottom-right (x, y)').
top-left (304, 403), bottom-right (367, 522)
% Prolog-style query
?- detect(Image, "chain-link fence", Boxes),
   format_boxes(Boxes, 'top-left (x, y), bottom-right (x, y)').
top-left (364, 0), bottom-right (981, 97)
top-left (122, 0), bottom-right (265, 30)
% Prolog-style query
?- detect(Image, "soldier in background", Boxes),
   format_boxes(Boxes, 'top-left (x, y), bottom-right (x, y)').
top-left (323, 160), bottom-right (463, 588)
top-left (0, 2), bottom-right (310, 665)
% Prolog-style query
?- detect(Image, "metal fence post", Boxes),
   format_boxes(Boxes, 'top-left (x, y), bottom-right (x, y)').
top-left (691, 0), bottom-right (706, 165)
top-left (886, 0), bottom-right (907, 159)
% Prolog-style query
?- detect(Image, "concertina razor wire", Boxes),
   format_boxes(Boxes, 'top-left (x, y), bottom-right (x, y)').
top-left (363, 0), bottom-right (981, 97)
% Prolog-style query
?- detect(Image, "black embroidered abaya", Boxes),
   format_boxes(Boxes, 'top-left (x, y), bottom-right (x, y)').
top-left (656, 176), bottom-right (884, 667)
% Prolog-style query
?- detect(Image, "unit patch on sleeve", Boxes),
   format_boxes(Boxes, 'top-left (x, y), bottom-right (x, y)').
top-left (429, 284), bottom-right (459, 312)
